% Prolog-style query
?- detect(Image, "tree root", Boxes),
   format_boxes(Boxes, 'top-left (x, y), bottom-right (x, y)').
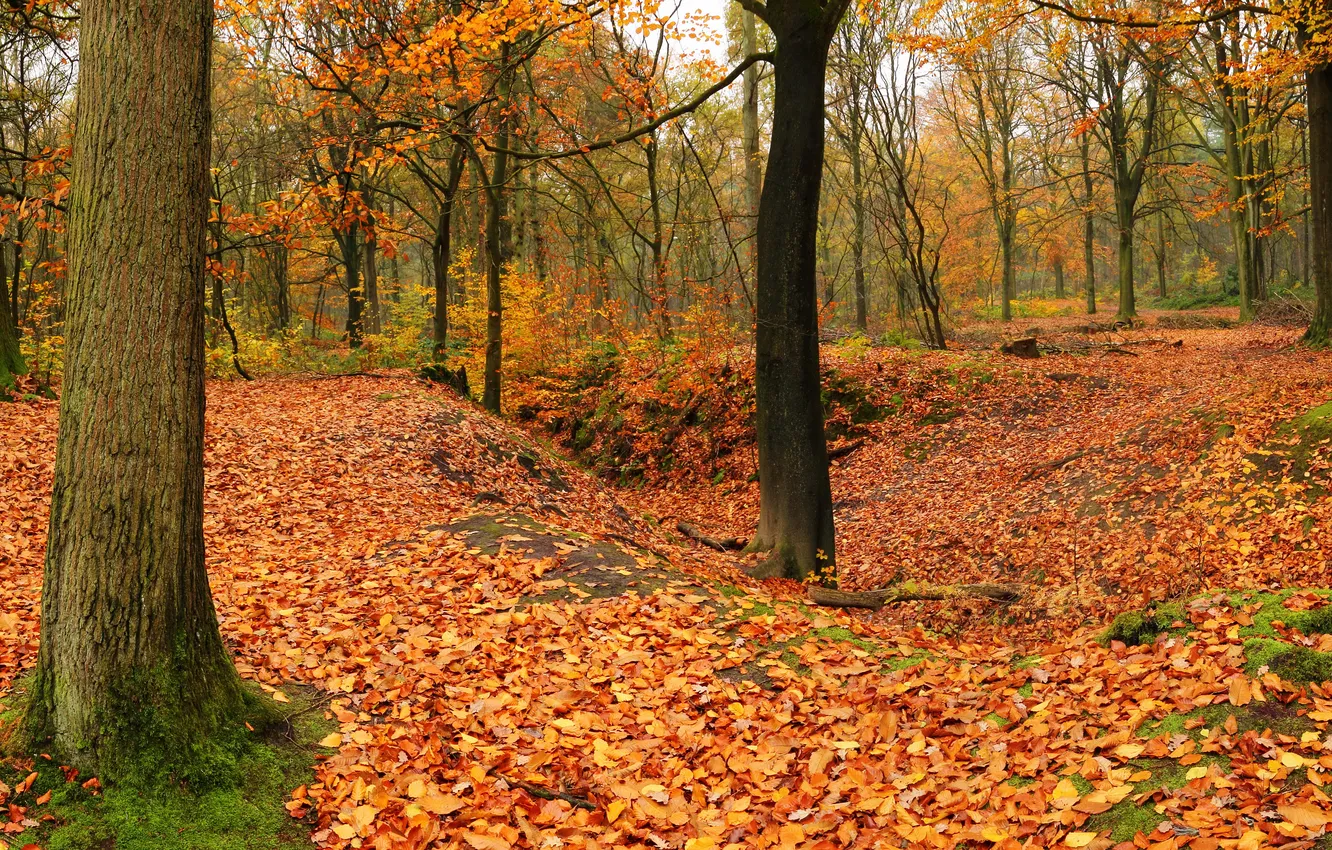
top-left (676, 521), bottom-right (747, 552)
top-left (1020, 446), bottom-right (1105, 481)
top-left (827, 439), bottom-right (866, 461)
top-left (808, 581), bottom-right (1022, 610)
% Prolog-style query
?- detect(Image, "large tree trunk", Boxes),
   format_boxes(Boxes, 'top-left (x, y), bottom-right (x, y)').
top-left (1306, 59), bottom-right (1332, 344)
top-left (483, 45), bottom-right (512, 414)
top-left (26, 0), bottom-right (248, 782)
top-left (750, 21), bottom-right (836, 582)
top-left (431, 146), bottom-right (466, 361)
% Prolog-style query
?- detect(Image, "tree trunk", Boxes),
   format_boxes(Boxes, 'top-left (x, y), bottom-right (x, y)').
top-left (483, 45), bottom-right (512, 413)
top-left (1308, 58), bottom-right (1332, 344)
top-left (342, 226), bottom-right (363, 347)
top-left (1053, 257), bottom-right (1065, 299)
top-left (742, 8), bottom-right (761, 295)
top-left (0, 252), bottom-right (21, 392)
top-left (1155, 211), bottom-right (1167, 299)
top-left (999, 219), bottom-right (1015, 321)
top-left (26, 0), bottom-right (249, 782)
top-left (1116, 205), bottom-right (1136, 320)
top-left (432, 146), bottom-right (465, 361)
top-left (1082, 137), bottom-right (1096, 315)
top-left (849, 81), bottom-right (867, 332)
top-left (750, 21), bottom-right (836, 582)
top-left (362, 219), bottom-right (381, 335)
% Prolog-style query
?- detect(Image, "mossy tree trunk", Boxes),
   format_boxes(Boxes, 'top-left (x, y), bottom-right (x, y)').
top-left (749, 0), bottom-right (848, 582)
top-left (0, 270), bottom-right (22, 391)
top-left (25, 0), bottom-right (248, 782)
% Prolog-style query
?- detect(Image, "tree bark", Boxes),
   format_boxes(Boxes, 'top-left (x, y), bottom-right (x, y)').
top-left (1116, 212), bottom-right (1135, 320)
top-left (742, 8), bottom-right (761, 294)
top-left (1053, 256), bottom-right (1065, 299)
top-left (26, 0), bottom-right (249, 782)
top-left (431, 145), bottom-right (466, 361)
top-left (1083, 137), bottom-right (1096, 315)
top-left (342, 226), bottom-right (363, 348)
top-left (483, 45), bottom-right (513, 413)
top-left (1306, 58), bottom-right (1332, 344)
top-left (0, 252), bottom-right (22, 391)
top-left (750, 13), bottom-right (838, 582)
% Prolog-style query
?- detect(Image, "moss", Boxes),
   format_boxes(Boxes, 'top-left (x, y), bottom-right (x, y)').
top-left (1082, 756), bottom-right (1230, 842)
top-left (1099, 602), bottom-right (1186, 647)
top-left (1016, 684), bottom-right (1034, 698)
top-left (1243, 638), bottom-right (1332, 684)
top-left (7, 683), bottom-right (330, 849)
top-left (1140, 702), bottom-right (1315, 740)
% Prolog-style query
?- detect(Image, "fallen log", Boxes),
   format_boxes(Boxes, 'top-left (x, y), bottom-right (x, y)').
top-left (1001, 337), bottom-right (1040, 358)
top-left (677, 521), bottom-right (747, 552)
top-left (809, 581), bottom-right (1022, 611)
top-left (828, 439), bottom-right (866, 461)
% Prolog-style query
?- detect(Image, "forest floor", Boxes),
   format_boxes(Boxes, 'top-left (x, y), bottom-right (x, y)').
top-left (3, 317), bottom-right (1332, 848)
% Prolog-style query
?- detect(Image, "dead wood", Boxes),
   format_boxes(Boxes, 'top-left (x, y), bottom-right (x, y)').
top-left (676, 521), bottom-right (747, 552)
top-left (1001, 337), bottom-right (1040, 358)
top-left (1020, 446), bottom-right (1105, 481)
top-left (827, 439), bottom-right (866, 461)
top-left (808, 581), bottom-right (1022, 610)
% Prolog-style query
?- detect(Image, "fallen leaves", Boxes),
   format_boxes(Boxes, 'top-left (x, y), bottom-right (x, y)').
top-left (2, 331), bottom-right (1332, 849)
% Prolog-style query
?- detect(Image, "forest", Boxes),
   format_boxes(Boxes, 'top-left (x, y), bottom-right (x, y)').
top-left (3, 0), bottom-right (1332, 848)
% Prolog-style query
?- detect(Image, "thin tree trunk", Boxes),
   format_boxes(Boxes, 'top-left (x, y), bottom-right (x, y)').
top-left (483, 45), bottom-right (513, 413)
top-left (742, 8), bottom-right (761, 296)
top-left (342, 226), bottom-right (363, 348)
top-left (1082, 137), bottom-right (1096, 315)
top-left (26, 0), bottom-right (248, 780)
top-left (750, 21), bottom-right (836, 582)
top-left (1053, 257), bottom-right (1065, 299)
top-left (1156, 211), bottom-right (1167, 299)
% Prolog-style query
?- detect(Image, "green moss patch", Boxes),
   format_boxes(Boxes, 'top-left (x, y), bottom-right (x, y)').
top-left (3, 683), bottom-right (332, 850)
top-left (1082, 755), bottom-right (1231, 843)
top-left (1244, 637), bottom-right (1332, 684)
top-left (1100, 602), bottom-right (1187, 647)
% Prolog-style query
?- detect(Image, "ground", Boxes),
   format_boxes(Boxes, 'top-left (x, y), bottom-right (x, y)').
top-left (3, 316), bottom-right (1332, 848)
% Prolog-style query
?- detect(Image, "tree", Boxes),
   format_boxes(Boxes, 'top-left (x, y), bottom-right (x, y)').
top-left (746, 0), bottom-right (851, 581)
top-left (24, 0), bottom-right (252, 780)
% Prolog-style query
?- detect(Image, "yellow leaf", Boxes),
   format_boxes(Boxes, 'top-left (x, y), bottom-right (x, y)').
top-left (407, 779), bottom-right (426, 799)
top-left (1238, 830), bottom-right (1266, 850)
top-left (418, 793), bottom-right (465, 815)
top-left (1282, 751), bottom-right (1307, 769)
top-left (318, 732), bottom-right (342, 748)
top-left (779, 823), bottom-right (804, 849)
top-left (463, 834), bottom-right (511, 850)
top-left (1279, 801), bottom-right (1331, 828)
top-left (1185, 766), bottom-right (1207, 780)
top-left (332, 824), bottom-right (356, 840)
top-left (272, 690), bottom-right (290, 704)
top-left (1230, 676), bottom-right (1252, 707)
top-left (982, 826), bottom-right (1010, 842)
top-left (607, 799), bottom-right (627, 824)
top-left (1112, 743), bottom-right (1145, 759)
top-left (1065, 832), bottom-right (1099, 848)
top-left (685, 839), bottom-right (718, 850)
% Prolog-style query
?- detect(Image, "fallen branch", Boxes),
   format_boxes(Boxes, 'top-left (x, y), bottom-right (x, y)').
top-left (828, 439), bottom-right (866, 461)
top-left (809, 581), bottom-right (1022, 610)
top-left (503, 776), bottom-right (596, 811)
top-left (676, 521), bottom-right (747, 552)
top-left (1020, 446), bottom-right (1105, 481)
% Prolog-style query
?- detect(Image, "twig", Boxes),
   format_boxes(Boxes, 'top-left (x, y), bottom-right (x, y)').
top-left (503, 776), bottom-right (596, 811)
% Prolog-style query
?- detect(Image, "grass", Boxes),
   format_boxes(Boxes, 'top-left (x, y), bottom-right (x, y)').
top-left (1, 683), bottom-right (333, 850)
